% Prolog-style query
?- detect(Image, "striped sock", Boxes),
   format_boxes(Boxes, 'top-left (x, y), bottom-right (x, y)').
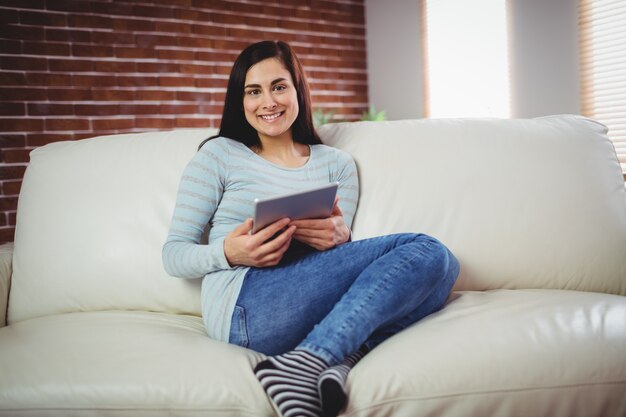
top-left (254, 350), bottom-right (329, 417)
top-left (317, 346), bottom-right (369, 417)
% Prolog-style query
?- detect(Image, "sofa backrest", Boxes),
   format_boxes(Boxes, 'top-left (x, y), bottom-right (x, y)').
top-left (319, 115), bottom-right (626, 296)
top-left (9, 129), bottom-right (215, 324)
top-left (9, 115), bottom-right (626, 324)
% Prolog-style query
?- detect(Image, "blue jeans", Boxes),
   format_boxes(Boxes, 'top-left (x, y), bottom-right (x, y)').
top-left (228, 233), bottom-right (460, 366)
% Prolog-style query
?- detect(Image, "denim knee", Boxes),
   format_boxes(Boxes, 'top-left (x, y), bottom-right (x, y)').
top-left (412, 234), bottom-right (460, 289)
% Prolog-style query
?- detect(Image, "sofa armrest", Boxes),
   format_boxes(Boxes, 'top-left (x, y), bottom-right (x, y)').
top-left (0, 242), bottom-right (13, 327)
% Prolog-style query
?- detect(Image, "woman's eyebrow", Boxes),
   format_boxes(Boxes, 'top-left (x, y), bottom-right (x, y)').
top-left (244, 78), bottom-right (287, 89)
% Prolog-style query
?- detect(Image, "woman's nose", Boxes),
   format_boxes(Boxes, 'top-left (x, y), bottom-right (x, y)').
top-left (262, 92), bottom-right (277, 109)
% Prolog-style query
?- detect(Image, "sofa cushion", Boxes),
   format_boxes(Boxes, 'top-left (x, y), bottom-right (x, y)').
top-left (0, 310), bottom-right (272, 417)
top-left (319, 115), bottom-right (626, 295)
top-left (10, 129), bottom-right (216, 324)
top-left (1, 290), bottom-right (624, 417)
top-left (345, 289), bottom-right (626, 417)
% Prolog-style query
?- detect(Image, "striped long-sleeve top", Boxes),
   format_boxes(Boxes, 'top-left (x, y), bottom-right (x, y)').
top-left (162, 136), bottom-right (359, 342)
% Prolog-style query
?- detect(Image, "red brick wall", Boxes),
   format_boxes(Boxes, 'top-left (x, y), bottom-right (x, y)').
top-left (0, 0), bottom-right (368, 243)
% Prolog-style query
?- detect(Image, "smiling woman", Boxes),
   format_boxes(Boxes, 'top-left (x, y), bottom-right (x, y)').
top-left (162, 40), bottom-right (460, 417)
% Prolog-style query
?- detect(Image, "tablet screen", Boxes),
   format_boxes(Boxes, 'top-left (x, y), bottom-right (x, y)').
top-left (252, 182), bottom-right (339, 233)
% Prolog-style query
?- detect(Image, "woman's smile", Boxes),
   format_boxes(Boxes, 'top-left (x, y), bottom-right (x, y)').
top-left (259, 111), bottom-right (285, 122)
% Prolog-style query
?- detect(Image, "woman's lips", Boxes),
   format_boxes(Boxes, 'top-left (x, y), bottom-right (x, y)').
top-left (259, 111), bottom-right (284, 121)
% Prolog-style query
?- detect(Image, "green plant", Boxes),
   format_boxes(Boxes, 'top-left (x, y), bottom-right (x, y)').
top-left (361, 105), bottom-right (387, 122)
top-left (313, 108), bottom-right (337, 127)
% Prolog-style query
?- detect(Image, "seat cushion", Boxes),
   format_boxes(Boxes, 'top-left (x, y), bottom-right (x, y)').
top-left (0, 311), bottom-right (272, 417)
top-left (1, 290), bottom-right (624, 417)
top-left (346, 289), bottom-right (626, 417)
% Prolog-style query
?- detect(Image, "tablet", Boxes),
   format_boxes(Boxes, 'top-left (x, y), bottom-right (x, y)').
top-left (252, 182), bottom-right (339, 234)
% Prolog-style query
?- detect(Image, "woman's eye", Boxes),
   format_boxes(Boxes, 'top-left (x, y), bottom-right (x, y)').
top-left (273, 85), bottom-right (287, 91)
top-left (246, 89), bottom-right (261, 96)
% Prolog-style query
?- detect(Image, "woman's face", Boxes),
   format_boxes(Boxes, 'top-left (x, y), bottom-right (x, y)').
top-left (243, 58), bottom-right (299, 143)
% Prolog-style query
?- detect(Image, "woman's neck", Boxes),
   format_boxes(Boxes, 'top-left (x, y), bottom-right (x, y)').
top-left (253, 136), bottom-right (310, 168)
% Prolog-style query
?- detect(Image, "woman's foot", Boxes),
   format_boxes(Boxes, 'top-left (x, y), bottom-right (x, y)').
top-left (317, 346), bottom-right (368, 417)
top-left (254, 350), bottom-right (328, 417)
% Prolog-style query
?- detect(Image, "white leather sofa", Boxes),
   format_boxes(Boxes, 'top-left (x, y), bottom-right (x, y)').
top-left (1, 115), bottom-right (625, 417)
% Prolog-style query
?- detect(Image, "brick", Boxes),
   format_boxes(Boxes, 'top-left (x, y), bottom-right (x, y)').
top-left (117, 76), bottom-right (159, 87)
top-left (46, 28), bottom-right (91, 43)
top-left (47, 88), bottom-right (93, 101)
top-left (8, 212), bottom-right (16, 226)
top-left (23, 41), bottom-right (71, 56)
top-left (1, 180), bottom-right (23, 196)
top-left (137, 62), bottom-right (179, 73)
top-left (116, 47), bottom-right (156, 59)
top-left (0, 103), bottom-right (26, 116)
top-left (132, 5), bottom-right (175, 19)
top-left (0, 166), bottom-right (26, 181)
top-left (119, 104), bottom-right (160, 115)
top-left (0, 56), bottom-right (47, 71)
top-left (74, 104), bottom-right (120, 116)
top-left (159, 104), bottom-right (197, 114)
top-left (94, 60), bottom-right (136, 73)
top-left (0, 149), bottom-right (30, 164)
top-left (0, 87), bottom-right (47, 101)
top-left (212, 39), bottom-right (249, 51)
top-left (213, 12), bottom-right (245, 25)
top-left (195, 77), bottom-right (226, 88)
top-left (155, 21), bottom-right (192, 34)
top-left (73, 75), bottom-right (117, 87)
top-left (0, 196), bottom-right (17, 212)
top-left (175, 117), bottom-right (211, 128)
top-left (198, 104), bottom-right (223, 114)
top-left (158, 49), bottom-right (195, 61)
top-left (136, 34), bottom-right (177, 48)
top-left (72, 44), bottom-right (114, 57)
top-left (27, 103), bottom-right (73, 116)
top-left (26, 132), bottom-right (72, 147)
top-left (45, 118), bottom-right (90, 131)
top-left (92, 1), bottom-right (134, 16)
top-left (180, 63), bottom-right (216, 75)
top-left (0, 24), bottom-right (44, 41)
top-left (175, 8), bottom-right (208, 21)
top-left (192, 23), bottom-right (229, 37)
top-left (92, 118), bottom-right (135, 131)
top-left (92, 89), bottom-right (135, 101)
top-left (20, 10), bottom-right (68, 26)
top-left (68, 14), bottom-right (111, 29)
top-left (0, 39), bottom-right (21, 54)
top-left (0, 215), bottom-right (5, 227)
top-left (0, 227), bottom-right (16, 244)
top-left (176, 91), bottom-right (213, 102)
top-left (231, 2), bottom-right (264, 14)
top-left (112, 18), bottom-right (155, 32)
top-left (1, 118), bottom-right (44, 131)
top-left (136, 117), bottom-right (174, 129)
top-left (46, 0), bottom-right (93, 13)
top-left (0, 134), bottom-right (26, 148)
top-left (136, 90), bottom-right (176, 101)
top-left (159, 76), bottom-right (195, 87)
top-left (0, 9), bottom-right (19, 23)
top-left (48, 58), bottom-right (93, 72)
top-left (176, 36), bottom-right (212, 49)
top-left (91, 31), bottom-right (135, 45)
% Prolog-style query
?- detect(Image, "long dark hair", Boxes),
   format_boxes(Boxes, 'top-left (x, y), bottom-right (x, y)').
top-left (200, 40), bottom-right (321, 150)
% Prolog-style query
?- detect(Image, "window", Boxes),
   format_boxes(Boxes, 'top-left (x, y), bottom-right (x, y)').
top-left (423, 0), bottom-right (510, 118)
top-left (580, 0), bottom-right (626, 176)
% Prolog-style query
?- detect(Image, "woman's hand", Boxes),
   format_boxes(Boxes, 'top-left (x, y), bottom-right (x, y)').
top-left (224, 217), bottom-right (295, 267)
top-left (290, 199), bottom-right (350, 251)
